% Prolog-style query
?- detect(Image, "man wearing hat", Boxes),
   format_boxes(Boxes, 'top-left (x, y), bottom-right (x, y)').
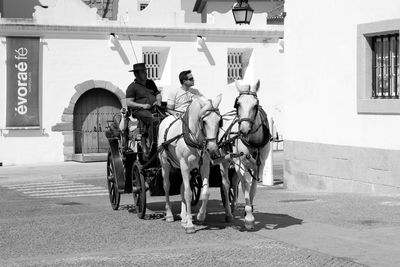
top-left (126, 63), bottom-right (161, 153)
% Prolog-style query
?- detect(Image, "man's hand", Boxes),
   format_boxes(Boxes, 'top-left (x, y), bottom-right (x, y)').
top-left (143, 104), bottom-right (151, 109)
top-left (121, 107), bottom-right (129, 118)
top-left (155, 94), bottom-right (162, 106)
top-left (153, 100), bottom-right (161, 106)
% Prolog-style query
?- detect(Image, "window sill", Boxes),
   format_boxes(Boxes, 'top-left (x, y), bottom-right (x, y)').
top-left (357, 98), bottom-right (400, 114)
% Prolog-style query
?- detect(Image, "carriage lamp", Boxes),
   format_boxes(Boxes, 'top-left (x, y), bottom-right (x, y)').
top-left (232, 0), bottom-right (254, 24)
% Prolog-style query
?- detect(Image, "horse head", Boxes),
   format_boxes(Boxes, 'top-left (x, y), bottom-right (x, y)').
top-left (197, 94), bottom-right (223, 157)
top-left (234, 80), bottom-right (260, 137)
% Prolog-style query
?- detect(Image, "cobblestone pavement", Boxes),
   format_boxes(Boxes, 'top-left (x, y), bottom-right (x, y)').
top-left (5, 242), bottom-right (366, 267)
top-left (1, 160), bottom-right (400, 266)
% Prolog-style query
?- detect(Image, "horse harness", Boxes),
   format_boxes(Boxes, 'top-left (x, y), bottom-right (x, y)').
top-left (159, 104), bottom-right (222, 170)
top-left (234, 91), bottom-right (259, 127)
top-left (221, 92), bottom-right (272, 182)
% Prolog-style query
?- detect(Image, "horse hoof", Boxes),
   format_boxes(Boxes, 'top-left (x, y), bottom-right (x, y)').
top-left (196, 213), bottom-right (206, 223)
top-left (185, 226), bottom-right (196, 234)
top-left (165, 215), bottom-right (174, 223)
top-left (225, 215), bottom-right (233, 223)
top-left (244, 219), bottom-right (255, 230)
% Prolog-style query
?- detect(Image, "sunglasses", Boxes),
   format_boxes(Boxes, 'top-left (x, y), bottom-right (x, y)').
top-left (186, 77), bottom-right (194, 81)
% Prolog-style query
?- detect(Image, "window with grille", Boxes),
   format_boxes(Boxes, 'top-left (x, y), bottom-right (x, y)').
top-left (372, 34), bottom-right (399, 98)
top-left (143, 51), bottom-right (160, 80)
top-left (227, 52), bottom-right (243, 83)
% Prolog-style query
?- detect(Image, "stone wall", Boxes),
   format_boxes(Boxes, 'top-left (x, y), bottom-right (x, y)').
top-left (284, 140), bottom-right (400, 195)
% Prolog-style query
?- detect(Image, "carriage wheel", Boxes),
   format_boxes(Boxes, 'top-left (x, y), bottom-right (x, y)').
top-left (107, 149), bottom-right (120, 210)
top-left (132, 161), bottom-right (147, 219)
top-left (138, 137), bottom-right (155, 164)
top-left (190, 173), bottom-right (202, 206)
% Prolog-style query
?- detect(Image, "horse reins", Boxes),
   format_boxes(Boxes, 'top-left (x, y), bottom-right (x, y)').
top-left (218, 91), bottom-right (272, 182)
top-left (182, 105), bottom-right (222, 150)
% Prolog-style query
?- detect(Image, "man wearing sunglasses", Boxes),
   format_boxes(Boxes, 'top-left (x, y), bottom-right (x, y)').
top-left (167, 70), bottom-right (204, 117)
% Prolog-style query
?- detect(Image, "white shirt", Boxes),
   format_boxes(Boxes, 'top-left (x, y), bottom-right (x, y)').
top-left (167, 87), bottom-right (203, 112)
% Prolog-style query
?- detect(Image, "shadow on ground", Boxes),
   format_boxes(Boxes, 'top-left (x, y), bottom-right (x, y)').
top-left (124, 199), bottom-right (303, 232)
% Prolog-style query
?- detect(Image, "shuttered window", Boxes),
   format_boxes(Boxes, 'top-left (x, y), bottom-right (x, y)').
top-left (143, 51), bottom-right (160, 80)
top-left (372, 34), bottom-right (399, 98)
top-left (227, 52), bottom-right (243, 83)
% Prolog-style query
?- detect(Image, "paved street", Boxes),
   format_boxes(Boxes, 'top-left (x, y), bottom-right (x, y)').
top-left (0, 161), bottom-right (400, 266)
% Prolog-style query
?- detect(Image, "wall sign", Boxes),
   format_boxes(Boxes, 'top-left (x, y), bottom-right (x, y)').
top-left (6, 36), bottom-right (40, 128)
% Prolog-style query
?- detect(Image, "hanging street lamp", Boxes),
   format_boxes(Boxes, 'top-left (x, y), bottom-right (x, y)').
top-left (232, 0), bottom-right (254, 24)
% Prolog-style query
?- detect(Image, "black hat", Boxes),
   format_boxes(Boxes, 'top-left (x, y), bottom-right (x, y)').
top-left (128, 63), bottom-right (147, 72)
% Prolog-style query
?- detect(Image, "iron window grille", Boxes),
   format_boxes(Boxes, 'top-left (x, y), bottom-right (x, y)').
top-left (372, 34), bottom-right (399, 98)
top-left (143, 51), bottom-right (160, 80)
top-left (228, 52), bottom-right (243, 83)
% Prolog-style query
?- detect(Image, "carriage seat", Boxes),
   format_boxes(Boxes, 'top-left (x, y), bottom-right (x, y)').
top-left (105, 113), bottom-right (139, 140)
top-left (125, 116), bottom-right (139, 140)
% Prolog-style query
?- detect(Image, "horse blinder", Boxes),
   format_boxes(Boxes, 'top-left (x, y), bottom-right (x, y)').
top-left (233, 97), bottom-right (239, 109)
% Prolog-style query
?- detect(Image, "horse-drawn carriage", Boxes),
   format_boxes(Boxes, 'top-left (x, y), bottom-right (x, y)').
top-left (105, 103), bottom-right (234, 220)
top-left (105, 80), bottom-right (271, 233)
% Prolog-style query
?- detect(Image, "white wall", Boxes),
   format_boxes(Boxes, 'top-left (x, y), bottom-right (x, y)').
top-left (0, 0), bottom-right (284, 165)
top-left (284, 0), bottom-right (400, 150)
top-left (0, 34), bottom-right (283, 164)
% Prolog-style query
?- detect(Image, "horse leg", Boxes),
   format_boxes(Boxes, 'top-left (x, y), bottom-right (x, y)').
top-left (179, 183), bottom-right (187, 226)
top-left (219, 162), bottom-right (233, 222)
top-left (200, 174), bottom-right (210, 200)
top-left (250, 146), bottom-right (269, 206)
top-left (230, 170), bottom-right (239, 213)
top-left (197, 161), bottom-right (211, 223)
top-left (161, 159), bottom-right (173, 223)
top-left (250, 177), bottom-right (257, 209)
top-left (181, 165), bottom-right (195, 234)
top-left (240, 169), bottom-right (255, 230)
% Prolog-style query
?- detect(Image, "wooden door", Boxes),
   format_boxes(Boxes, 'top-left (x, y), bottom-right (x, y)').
top-left (74, 89), bottom-right (121, 154)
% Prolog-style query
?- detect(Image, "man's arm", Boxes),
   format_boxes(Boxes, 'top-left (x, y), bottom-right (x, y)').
top-left (153, 93), bottom-right (162, 106)
top-left (126, 98), bottom-right (151, 109)
top-left (166, 89), bottom-right (179, 116)
top-left (166, 102), bottom-right (176, 116)
top-left (147, 80), bottom-right (162, 106)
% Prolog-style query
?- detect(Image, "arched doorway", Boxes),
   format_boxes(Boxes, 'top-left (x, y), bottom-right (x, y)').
top-left (73, 88), bottom-right (121, 155)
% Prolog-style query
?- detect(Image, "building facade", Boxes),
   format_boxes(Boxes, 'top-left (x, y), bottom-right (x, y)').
top-left (0, 0), bottom-right (284, 165)
top-left (284, 0), bottom-right (400, 194)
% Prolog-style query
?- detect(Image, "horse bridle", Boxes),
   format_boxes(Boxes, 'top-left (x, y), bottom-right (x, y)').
top-left (199, 107), bottom-right (223, 144)
top-left (234, 91), bottom-right (259, 127)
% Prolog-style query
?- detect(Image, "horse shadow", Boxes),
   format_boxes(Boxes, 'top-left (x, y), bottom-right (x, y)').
top-left (128, 199), bottom-right (303, 232)
top-left (194, 200), bottom-right (303, 232)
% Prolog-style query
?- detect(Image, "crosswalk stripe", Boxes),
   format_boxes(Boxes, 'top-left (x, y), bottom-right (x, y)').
top-left (29, 190), bottom-right (108, 197)
top-left (1, 179), bottom-right (108, 198)
top-left (3, 180), bottom-right (74, 187)
top-left (39, 193), bottom-right (108, 198)
top-left (14, 184), bottom-right (92, 191)
top-left (19, 187), bottom-right (106, 194)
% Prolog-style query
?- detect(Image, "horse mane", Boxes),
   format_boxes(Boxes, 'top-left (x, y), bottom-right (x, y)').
top-left (182, 98), bottom-right (210, 149)
top-left (240, 107), bottom-right (271, 148)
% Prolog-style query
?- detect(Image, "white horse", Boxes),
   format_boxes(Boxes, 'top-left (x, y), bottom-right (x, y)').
top-left (219, 80), bottom-right (271, 230)
top-left (158, 95), bottom-right (222, 234)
